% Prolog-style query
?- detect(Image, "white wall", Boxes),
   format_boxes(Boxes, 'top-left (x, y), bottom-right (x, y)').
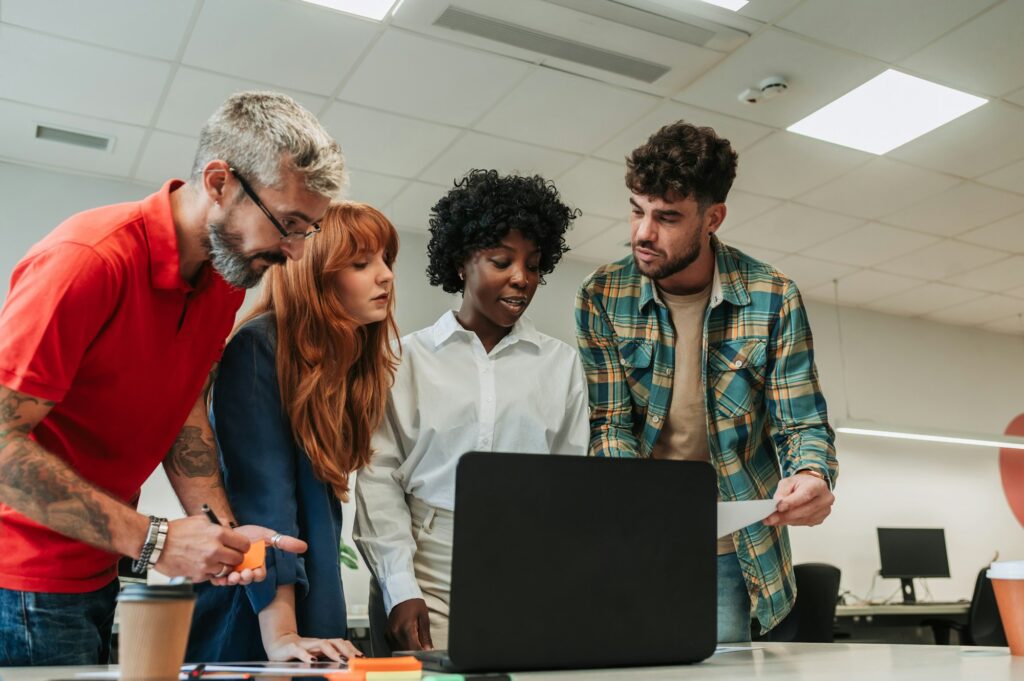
top-left (2, 161), bottom-right (1022, 611)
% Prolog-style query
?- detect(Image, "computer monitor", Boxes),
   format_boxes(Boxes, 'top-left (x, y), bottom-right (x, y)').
top-left (877, 527), bottom-right (950, 603)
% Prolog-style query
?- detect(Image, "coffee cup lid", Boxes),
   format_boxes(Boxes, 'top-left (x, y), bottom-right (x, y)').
top-left (987, 561), bottom-right (1024, 580)
top-left (118, 583), bottom-right (196, 602)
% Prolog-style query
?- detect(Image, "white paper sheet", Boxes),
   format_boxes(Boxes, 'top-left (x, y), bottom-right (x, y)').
top-left (717, 499), bottom-right (778, 538)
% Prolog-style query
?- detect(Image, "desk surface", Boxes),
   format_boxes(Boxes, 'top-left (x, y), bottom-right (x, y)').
top-left (2, 643), bottom-right (1020, 681)
top-left (837, 602), bottom-right (970, 617)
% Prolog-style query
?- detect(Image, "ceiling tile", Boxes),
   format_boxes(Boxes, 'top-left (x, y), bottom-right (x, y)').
top-left (888, 101), bottom-right (1024, 179)
top-left (320, 103), bottom-right (460, 178)
top-left (676, 29), bottom-right (882, 129)
top-left (556, 159), bottom-right (631, 220)
top-left (719, 191), bottom-right (781, 232)
top-left (900, 0), bottom-right (1024, 96)
top-left (593, 101), bottom-right (771, 163)
top-left (777, 0), bottom-right (997, 63)
top-left (386, 181), bottom-right (446, 232)
top-left (156, 68), bottom-right (327, 138)
top-left (0, 99), bottom-right (146, 177)
top-left (957, 211), bottom-right (1024, 253)
top-left (978, 159), bottom-right (1024, 195)
top-left (723, 203), bottom-right (864, 253)
top-left (771, 255), bottom-right (856, 291)
top-left (474, 67), bottom-right (658, 154)
top-left (802, 222), bottom-right (940, 268)
top-left (0, 0), bottom-right (198, 60)
top-left (420, 132), bottom-right (580, 187)
top-left (134, 131), bottom-right (197, 186)
top-left (883, 181), bottom-right (1024, 236)
top-left (345, 170), bottom-right (408, 208)
top-left (796, 158), bottom-right (960, 220)
top-left (924, 294), bottom-right (1024, 326)
top-left (737, 0), bottom-right (803, 23)
top-left (182, 0), bottom-right (379, 95)
top-left (566, 215), bottom-right (618, 251)
top-left (981, 315), bottom-right (1024, 335)
top-left (947, 255), bottom-right (1024, 293)
top-left (0, 25), bottom-right (170, 126)
top-left (866, 283), bottom-right (985, 316)
top-left (569, 221), bottom-right (631, 264)
top-left (819, 270), bottom-right (922, 305)
top-left (1008, 87), bottom-right (1024, 108)
top-left (727, 242), bottom-right (789, 268)
top-left (733, 132), bottom-right (871, 199)
top-left (339, 29), bottom-right (529, 127)
top-left (874, 239), bottom-right (1006, 279)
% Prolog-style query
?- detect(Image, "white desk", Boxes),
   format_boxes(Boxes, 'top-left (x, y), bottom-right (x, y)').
top-left (837, 603), bottom-right (970, 617)
top-left (2, 643), bottom-right (1020, 681)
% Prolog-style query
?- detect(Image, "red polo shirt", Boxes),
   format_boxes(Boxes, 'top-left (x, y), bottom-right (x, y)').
top-left (0, 180), bottom-right (245, 593)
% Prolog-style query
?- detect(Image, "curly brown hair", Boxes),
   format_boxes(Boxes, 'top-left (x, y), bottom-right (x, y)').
top-left (625, 121), bottom-right (738, 208)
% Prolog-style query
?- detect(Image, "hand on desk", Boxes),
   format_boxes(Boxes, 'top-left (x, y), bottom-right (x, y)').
top-left (388, 598), bottom-right (434, 651)
top-left (154, 517), bottom-right (308, 585)
top-left (265, 632), bottom-right (362, 663)
top-left (764, 474), bottom-right (834, 527)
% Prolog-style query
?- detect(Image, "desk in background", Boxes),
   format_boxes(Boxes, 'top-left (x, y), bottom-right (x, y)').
top-left (2, 642), bottom-right (1018, 681)
top-left (836, 602), bottom-right (971, 644)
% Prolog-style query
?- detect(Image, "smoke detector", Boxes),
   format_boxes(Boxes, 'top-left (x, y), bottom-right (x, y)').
top-left (737, 76), bottom-right (789, 104)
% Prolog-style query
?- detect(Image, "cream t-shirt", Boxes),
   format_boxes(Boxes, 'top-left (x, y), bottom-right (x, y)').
top-left (651, 283), bottom-right (735, 555)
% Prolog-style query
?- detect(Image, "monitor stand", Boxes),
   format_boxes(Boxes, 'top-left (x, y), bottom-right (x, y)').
top-left (900, 578), bottom-right (917, 603)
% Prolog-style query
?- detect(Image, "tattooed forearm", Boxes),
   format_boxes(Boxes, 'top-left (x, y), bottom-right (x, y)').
top-left (0, 393), bottom-right (53, 424)
top-left (0, 438), bottom-right (114, 549)
top-left (164, 425), bottom-right (219, 478)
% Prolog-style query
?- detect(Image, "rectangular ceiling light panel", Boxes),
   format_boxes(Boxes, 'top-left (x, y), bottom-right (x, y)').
top-left (298, 0), bottom-right (400, 21)
top-left (788, 69), bottom-right (987, 155)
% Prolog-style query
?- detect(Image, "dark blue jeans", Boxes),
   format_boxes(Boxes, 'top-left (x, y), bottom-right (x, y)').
top-left (0, 579), bottom-right (119, 666)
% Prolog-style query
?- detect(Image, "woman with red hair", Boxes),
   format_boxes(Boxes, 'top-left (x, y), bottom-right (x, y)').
top-left (187, 202), bottom-right (400, 662)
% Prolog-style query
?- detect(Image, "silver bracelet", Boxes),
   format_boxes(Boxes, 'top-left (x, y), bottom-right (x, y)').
top-left (147, 519), bottom-right (169, 569)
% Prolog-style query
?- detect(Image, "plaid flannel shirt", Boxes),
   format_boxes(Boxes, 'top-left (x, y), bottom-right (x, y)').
top-left (574, 237), bottom-right (838, 632)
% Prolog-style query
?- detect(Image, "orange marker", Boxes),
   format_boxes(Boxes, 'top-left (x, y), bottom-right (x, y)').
top-left (323, 672), bottom-right (366, 681)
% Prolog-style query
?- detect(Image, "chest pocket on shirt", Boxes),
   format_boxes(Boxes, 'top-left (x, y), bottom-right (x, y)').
top-left (617, 337), bottom-right (653, 400)
top-left (707, 338), bottom-right (768, 417)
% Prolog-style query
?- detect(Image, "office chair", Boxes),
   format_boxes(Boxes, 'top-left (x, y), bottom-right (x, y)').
top-left (760, 563), bottom-right (842, 643)
top-left (926, 568), bottom-right (1007, 646)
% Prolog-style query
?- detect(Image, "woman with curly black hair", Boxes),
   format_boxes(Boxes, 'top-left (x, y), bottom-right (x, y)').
top-left (354, 170), bottom-right (590, 653)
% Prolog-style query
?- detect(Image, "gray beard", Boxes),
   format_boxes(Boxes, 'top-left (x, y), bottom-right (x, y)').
top-left (206, 222), bottom-right (284, 289)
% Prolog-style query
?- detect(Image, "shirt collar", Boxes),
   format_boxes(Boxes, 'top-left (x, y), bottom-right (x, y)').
top-left (141, 179), bottom-right (194, 292)
top-left (431, 310), bottom-right (542, 350)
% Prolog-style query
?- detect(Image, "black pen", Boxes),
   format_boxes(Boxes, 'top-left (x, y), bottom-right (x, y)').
top-left (201, 503), bottom-right (221, 525)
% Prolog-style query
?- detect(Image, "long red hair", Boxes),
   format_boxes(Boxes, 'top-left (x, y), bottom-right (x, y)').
top-left (238, 202), bottom-right (400, 500)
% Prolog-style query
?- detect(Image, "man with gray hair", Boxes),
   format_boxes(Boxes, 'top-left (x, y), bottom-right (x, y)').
top-left (0, 91), bottom-right (345, 665)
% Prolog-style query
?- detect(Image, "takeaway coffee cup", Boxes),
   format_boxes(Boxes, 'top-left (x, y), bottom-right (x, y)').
top-left (117, 583), bottom-right (196, 680)
top-left (987, 561), bottom-right (1024, 654)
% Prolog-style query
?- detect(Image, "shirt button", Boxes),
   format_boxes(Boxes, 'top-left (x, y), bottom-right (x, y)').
top-left (733, 360), bottom-right (744, 368)
top-left (653, 415), bottom-right (662, 424)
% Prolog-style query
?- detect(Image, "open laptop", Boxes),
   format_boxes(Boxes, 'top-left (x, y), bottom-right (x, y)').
top-left (406, 452), bottom-right (717, 673)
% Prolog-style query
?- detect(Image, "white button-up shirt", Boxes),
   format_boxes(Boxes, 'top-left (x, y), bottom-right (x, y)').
top-left (354, 311), bottom-right (590, 613)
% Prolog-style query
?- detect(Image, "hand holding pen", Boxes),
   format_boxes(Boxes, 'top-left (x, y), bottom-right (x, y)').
top-left (150, 505), bottom-right (308, 586)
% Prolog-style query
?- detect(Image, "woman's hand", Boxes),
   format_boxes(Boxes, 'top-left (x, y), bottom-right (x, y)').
top-left (264, 632), bottom-right (362, 663)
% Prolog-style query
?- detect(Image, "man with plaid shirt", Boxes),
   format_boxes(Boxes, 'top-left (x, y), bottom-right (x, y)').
top-left (575, 121), bottom-right (838, 642)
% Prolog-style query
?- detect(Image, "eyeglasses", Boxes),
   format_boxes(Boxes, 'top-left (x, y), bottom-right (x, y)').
top-left (230, 168), bottom-right (321, 243)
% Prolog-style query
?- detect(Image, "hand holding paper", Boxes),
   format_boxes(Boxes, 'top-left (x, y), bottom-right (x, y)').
top-left (717, 500), bottom-right (778, 538)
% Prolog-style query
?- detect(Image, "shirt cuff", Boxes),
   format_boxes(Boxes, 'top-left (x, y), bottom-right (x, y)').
top-left (381, 571), bottom-right (423, 614)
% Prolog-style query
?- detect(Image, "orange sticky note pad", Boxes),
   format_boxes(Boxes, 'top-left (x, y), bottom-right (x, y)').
top-left (233, 539), bottom-right (266, 572)
top-left (348, 656), bottom-right (422, 672)
top-left (324, 672), bottom-right (365, 681)
top-left (324, 673), bottom-right (366, 681)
